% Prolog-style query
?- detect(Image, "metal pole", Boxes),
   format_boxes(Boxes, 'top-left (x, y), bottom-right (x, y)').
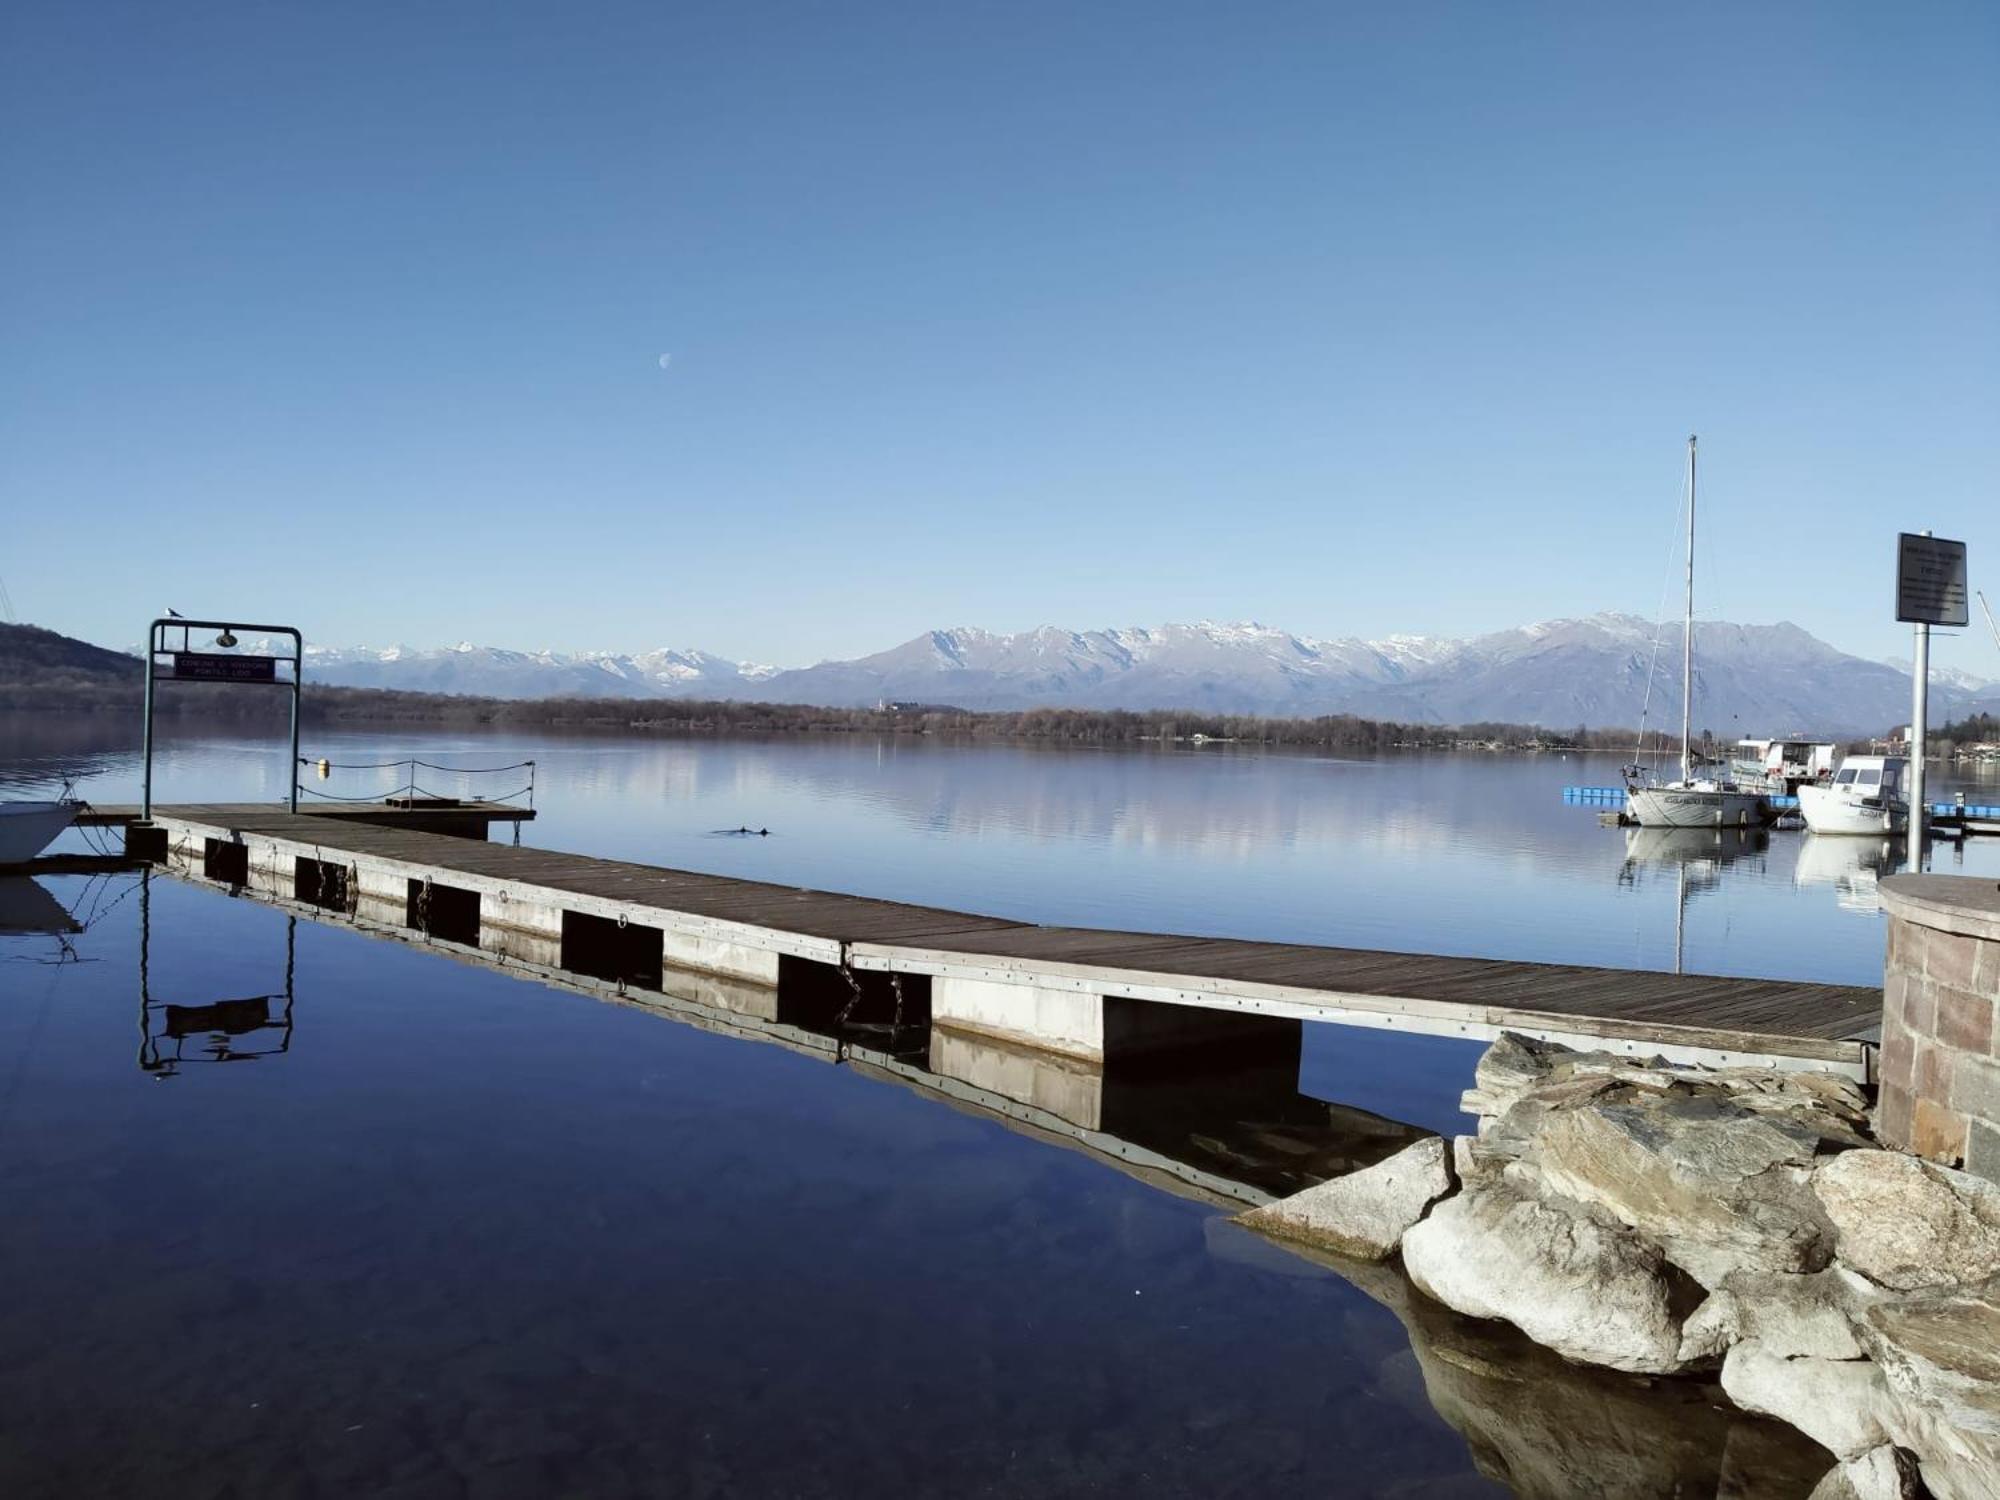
top-left (1680, 435), bottom-right (1696, 783)
top-left (141, 622), bottom-right (157, 820)
top-left (1910, 532), bottom-right (1930, 869)
top-left (287, 632), bottom-right (301, 814)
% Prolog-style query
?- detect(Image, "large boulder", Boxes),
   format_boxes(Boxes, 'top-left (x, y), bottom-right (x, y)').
top-left (1680, 1269), bottom-right (1871, 1366)
top-left (1806, 1446), bottom-right (1926, 1500)
top-left (1861, 1282), bottom-right (2000, 1500)
top-left (1401, 1182), bottom-right (1697, 1375)
top-left (1316, 1242), bottom-right (1832, 1500)
top-left (1529, 1095), bottom-right (1836, 1283)
top-left (1814, 1151), bottom-right (2000, 1293)
top-left (1720, 1338), bottom-right (1897, 1460)
top-left (1237, 1136), bottom-right (1452, 1260)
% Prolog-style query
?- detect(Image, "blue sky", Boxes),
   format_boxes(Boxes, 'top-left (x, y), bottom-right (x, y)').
top-left (4, 2), bottom-right (1995, 672)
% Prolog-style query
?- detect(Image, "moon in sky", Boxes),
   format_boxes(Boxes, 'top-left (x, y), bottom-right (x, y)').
top-left (657, 353), bottom-right (672, 370)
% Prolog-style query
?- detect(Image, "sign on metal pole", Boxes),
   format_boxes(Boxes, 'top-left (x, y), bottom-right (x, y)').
top-left (141, 619), bottom-right (303, 820)
top-left (1896, 533), bottom-right (1969, 626)
top-left (173, 651), bottom-right (279, 683)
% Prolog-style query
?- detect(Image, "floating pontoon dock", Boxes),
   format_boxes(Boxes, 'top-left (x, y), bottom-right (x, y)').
top-left (98, 803), bottom-right (1880, 1079)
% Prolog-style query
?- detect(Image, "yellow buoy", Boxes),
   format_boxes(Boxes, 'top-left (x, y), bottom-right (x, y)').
top-left (316, 758), bottom-right (331, 780)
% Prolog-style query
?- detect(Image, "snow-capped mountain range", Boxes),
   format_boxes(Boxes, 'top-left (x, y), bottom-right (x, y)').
top-left (216, 613), bottom-right (2000, 735)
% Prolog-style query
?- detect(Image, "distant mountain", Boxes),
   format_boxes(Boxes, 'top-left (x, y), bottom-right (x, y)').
top-left (237, 640), bottom-right (778, 701)
top-left (744, 615), bottom-right (1997, 735)
top-left (259, 614), bottom-right (2000, 736)
top-left (14, 615), bottom-right (1995, 734)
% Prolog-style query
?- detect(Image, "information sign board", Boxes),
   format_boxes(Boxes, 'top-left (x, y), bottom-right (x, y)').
top-left (1896, 534), bottom-right (1969, 627)
top-left (173, 651), bottom-right (278, 683)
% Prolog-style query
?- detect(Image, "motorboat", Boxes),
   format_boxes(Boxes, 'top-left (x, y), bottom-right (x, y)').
top-left (0, 801), bottom-right (77, 865)
top-left (1730, 738), bottom-right (1838, 794)
top-left (1624, 437), bottom-right (1774, 830)
top-left (1797, 756), bottom-right (1909, 836)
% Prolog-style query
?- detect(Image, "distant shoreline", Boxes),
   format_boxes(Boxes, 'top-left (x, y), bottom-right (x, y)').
top-left (3, 680), bottom-right (1666, 754)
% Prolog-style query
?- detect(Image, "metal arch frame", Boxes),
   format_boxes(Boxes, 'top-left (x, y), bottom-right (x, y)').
top-left (140, 617), bottom-right (303, 819)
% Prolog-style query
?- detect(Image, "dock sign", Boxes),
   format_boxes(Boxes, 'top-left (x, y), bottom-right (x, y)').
top-left (173, 651), bottom-right (278, 683)
top-left (1896, 533), bottom-right (1968, 627)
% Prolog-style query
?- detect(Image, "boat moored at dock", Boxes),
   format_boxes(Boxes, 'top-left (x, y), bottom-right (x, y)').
top-left (0, 801), bottom-right (77, 866)
top-left (1621, 437), bottom-right (1777, 831)
top-left (1797, 755), bottom-right (1909, 836)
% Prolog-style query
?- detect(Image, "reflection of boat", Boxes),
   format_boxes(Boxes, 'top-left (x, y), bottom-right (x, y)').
top-left (1621, 825), bottom-right (1769, 869)
top-left (0, 801), bottom-right (77, 864)
top-left (0, 877), bottom-right (83, 935)
top-left (1624, 438), bottom-right (1773, 830)
top-left (1793, 833), bottom-right (1903, 914)
top-left (1797, 755), bottom-right (1908, 836)
top-left (1618, 825), bottom-right (1769, 975)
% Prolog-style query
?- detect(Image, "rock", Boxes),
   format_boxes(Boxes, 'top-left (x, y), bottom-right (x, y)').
top-left (1319, 1244), bottom-right (1832, 1500)
top-left (1459, 1031), bottom-right (1569, 1118)
top-left (1237, 1136), bottom-right (1452, 1260)
top-left (1855, 1280), bottom-right (2000, 1498)
top-left (1528, 1095), bottom-right (1836, 1280)
top-left (1402, 1182), bottom-right (1697, 1375)
top-left (1680, 1270), bottom-right (1871, 1366)
top-left (1814, 1151), bottom-right (2000, 1293)
top-left (1863, 1282), bottom-right (2000, 1437)
top-left (1807, 1446), bottom-right (1926, 1500)
top-left (1720, 1338), bottom-right (1896, 1460)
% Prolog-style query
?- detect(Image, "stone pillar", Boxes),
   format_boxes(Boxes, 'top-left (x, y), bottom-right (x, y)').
top-left (1878, 875), bottom-right (2000, 1181)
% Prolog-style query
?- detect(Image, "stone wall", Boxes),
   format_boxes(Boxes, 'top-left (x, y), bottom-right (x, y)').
top-left (1879, 874), bottom-right (2000, 1181)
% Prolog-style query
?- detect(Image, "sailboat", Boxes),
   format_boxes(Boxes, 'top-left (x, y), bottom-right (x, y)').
top-left (1624, 436), bottom-right (1772, 830)
top-left (0, 800), bottom-right (78, 865)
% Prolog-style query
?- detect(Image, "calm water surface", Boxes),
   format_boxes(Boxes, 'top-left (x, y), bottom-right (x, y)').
top-left (0, 717), bottom-right (1962, 1495)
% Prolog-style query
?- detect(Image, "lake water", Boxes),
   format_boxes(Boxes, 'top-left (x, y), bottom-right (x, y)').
top-left (4, 716), bottom-right (1983, 1496)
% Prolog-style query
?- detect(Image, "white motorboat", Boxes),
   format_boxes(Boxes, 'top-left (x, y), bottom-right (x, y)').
top-left (1624, 436), bottom-right (1773, 830)
top-left (1730, 737), bottom-right (1838, 794)
top-left (1797, 756), bottom-right (1909, 836)
top-left (0, 801), bottom-right (77, 865)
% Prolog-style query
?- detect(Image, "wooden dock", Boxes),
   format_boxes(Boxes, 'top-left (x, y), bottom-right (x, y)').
top-left (120, 803), bottom-right (1880, 1078)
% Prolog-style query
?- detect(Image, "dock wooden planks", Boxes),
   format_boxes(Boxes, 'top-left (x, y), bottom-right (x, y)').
top-left (133, 804), bottom-right (1880, 1071)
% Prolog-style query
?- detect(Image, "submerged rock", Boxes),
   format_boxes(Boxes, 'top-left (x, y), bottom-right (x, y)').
top-left (1401, 1182), bottom-right (1697, 1375)
top-left (1237, 1136), bottom-right (1452, 1261)
top-left (1814, 1152), bottom-right (2000, 1294)
top-left (1307, 1248), bottom-right (1833, 1500)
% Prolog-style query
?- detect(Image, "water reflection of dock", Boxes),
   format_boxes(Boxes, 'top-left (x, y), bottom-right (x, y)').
top-left (109, 803), bottom-right (1879, 1078)
top-left (134, 861), bottom-right (1432, 1206)
top-left (135, 876), bottom-right (297, 1076)
top-left (65, 838), bottom-right (1840, 1499)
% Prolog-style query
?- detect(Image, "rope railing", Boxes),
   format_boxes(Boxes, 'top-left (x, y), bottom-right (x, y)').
top-left (296, 756), bottom-right (537, 809)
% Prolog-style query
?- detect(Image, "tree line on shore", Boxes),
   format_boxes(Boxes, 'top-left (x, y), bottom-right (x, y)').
top-left (7, 667), bottom-right (1660, 752)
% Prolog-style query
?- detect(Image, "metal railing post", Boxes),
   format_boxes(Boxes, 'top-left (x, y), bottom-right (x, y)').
top-left (141, 621), bottom-right (157, 821)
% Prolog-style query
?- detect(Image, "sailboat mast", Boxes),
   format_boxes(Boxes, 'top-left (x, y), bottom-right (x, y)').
top-left (1680, 434), bottom-right (1696, 783)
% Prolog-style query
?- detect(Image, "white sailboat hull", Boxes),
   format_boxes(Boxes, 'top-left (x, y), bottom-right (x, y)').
top-left (1625, 786), bottom-right (1769, 829)
top-left (0, 802), bottom-right (76, 864)
top-left (1797, 783), bottom-right (1907, 836)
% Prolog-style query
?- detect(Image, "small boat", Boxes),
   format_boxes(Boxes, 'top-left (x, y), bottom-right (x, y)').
top-left (1730, 737), bottom-right (1838, 794)
top-left (1797, 755), bottom-right (1909, 836)
top-left (0, 801), bottom-right (78, 865)
top-left (1624, 436), bottom-right (1773, 830)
